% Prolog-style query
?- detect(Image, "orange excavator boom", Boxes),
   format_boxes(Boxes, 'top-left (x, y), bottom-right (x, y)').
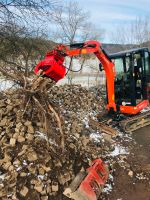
top-left (34, 40), bottom-right (116, 112)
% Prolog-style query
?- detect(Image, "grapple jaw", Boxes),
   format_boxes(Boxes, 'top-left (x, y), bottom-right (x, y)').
top-left (64, 159), bottom-right (109, 200)
top-left (34, 49), bottom-right (66, 82)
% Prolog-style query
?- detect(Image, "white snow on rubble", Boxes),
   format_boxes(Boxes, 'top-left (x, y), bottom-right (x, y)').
top-left (90, 132), bottom-right (103, 143)
top-left (109, 144), bottom-right (129, 157)
top-left (0, 173), bottom-right (5, 181)
top-left (103, 173), bottom-right (114, 194)
top-left (0, 79), bottom-right (13, 91)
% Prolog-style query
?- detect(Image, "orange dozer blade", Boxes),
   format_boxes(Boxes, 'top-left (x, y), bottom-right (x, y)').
top-left (63, 159), bottom-right (109, 200)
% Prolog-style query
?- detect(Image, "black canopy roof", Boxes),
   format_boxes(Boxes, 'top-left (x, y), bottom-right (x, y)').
top-left (109, 47), bottom-right (149, 59)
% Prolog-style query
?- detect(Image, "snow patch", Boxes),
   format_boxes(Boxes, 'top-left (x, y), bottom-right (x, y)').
top-left (90, 132), bottom-right (102, 143)
top-left (16, 167), bottom-right (22, 172)
top-left (0, 79), bottom-right (13, 91)
top-left (109, 145), bottom-right (129, 156)
top-left (82, 117), bottom-right (89, 128)
top-left (23, 160), bottom-right (28, 166)
top-left (38, 175), bottom-right (45, 180)
top-left (103, 183), bottom-right (112, 194)
top-left (0, 174), bottom-right (5, 180)
top-left (35, 131), bottom-right (58, 147)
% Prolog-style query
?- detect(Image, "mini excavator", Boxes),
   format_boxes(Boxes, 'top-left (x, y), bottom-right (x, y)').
top-left (34, 41), bottom-right (150, 200)
top-left (34, 40), bottom-right (150, 132)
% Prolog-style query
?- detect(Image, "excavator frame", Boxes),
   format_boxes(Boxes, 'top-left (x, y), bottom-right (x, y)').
top-left (35, 40), bottom-right (149, 115)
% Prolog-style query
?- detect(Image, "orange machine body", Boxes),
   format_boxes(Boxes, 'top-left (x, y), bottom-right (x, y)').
top-left (34, 40), bottom-right (149, 115)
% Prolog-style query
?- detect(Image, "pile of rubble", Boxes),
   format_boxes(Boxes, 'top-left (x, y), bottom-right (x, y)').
top-left (49, 85), bottom-right (104, 112)
top-left (0, 85), bottom-right (109, 200)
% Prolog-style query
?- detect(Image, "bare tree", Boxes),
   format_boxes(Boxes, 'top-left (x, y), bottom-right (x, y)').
top-left (50, 0), bottom-right (105, 83)
top-left (51, 1), bottom-right (104, 43)
top-left (81, 23), bottom-right (105, 41)
top-left (50, 1), bottom-right (87, 44)
top-left (111, 17), bottom-right (150, 49)
top-left (0, 0), bottom-right (60, 82)
top-left (0, 22), bottom-right (56, 83)
top-left (0, 0), bottom-right (57, 23)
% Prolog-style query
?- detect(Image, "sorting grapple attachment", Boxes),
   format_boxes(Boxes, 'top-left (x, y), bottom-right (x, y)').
top-left (64, 159), bottom-right (109, 200)
top-left (34, 50), bottom-right (66, 82)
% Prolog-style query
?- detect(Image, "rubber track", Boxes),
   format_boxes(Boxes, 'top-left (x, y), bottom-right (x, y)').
top-left (119, 110), bottom-right (150, 133)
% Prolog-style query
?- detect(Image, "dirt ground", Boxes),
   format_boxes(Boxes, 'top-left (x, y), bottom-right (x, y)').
top-left (107, 125), bottom-right (150, 200)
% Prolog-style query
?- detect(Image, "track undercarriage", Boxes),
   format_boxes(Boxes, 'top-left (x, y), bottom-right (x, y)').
top-left (119, 108), bottom-right (150, 133)
top-left (97, 107), bottom-right (150, 133)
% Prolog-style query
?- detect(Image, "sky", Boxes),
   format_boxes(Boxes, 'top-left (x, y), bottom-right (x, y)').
top-left (78, 0), bottom-right (150, 42)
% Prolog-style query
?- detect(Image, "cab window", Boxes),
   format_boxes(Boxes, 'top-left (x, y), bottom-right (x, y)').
top-left (113, 58), bottom-right (124, 79)
top-left (125, 57), bottom-right (131, 72)
top-left (144, 52), bottom-right (150, 75)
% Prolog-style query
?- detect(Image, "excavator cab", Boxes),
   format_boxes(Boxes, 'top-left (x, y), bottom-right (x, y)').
top-left (110, 48), bottom-right (150, 109)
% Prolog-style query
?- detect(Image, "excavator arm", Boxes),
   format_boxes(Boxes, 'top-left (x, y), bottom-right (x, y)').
top-left (34, 40), bottom-right (116, 112)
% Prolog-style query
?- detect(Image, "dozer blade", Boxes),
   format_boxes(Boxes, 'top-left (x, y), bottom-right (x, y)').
top-left (63, 159), bottom-right (109, 200)
top-left (119, 109), bottom-right (150, 133)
